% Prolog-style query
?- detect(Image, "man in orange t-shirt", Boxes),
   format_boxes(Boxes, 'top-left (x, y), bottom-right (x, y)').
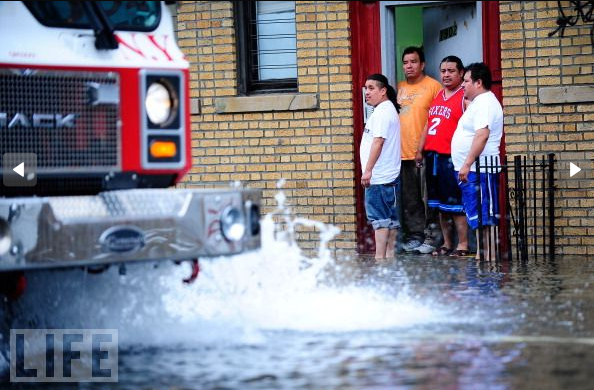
top-left (397, 46), bottom-right (442, 254)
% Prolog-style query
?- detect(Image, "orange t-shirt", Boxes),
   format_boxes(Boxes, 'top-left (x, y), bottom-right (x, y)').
top-left (397, 76), bottom-right (442, 160)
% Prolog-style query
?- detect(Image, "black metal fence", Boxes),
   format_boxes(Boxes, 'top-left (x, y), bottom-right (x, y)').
top-left (476, 153), bottom-right (556, 262)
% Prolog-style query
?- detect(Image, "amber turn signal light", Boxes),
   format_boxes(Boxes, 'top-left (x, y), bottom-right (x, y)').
top-left (150, 140), bottom-right (177, 158)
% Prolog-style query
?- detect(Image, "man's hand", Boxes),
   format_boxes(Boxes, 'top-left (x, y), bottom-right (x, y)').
top-left (458, 163), bottom-right (470, 183)
top-left (415, 150), bottom-right (424, 168)
top-left (361, 170), bottom-right (372, 187)
top-left (459, 127), bottom-right (489, 183)
top-left (362, 137), bottom-right (384, 187)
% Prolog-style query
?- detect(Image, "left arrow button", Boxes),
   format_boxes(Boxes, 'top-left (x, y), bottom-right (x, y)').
top-left (3, 153), bottom-right (37, 187)
top-left (13, 162), bottom-right (24, 178)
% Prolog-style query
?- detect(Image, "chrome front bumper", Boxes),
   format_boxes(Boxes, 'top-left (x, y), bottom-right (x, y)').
top-left (0, 188), bottom-right (261, 271)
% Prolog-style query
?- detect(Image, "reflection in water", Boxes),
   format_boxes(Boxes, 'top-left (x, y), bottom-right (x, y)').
top-left (1, 198), bottom-right (594, 388)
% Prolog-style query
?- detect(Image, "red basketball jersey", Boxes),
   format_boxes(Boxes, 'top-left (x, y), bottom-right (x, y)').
top-left (424, 87), bottom-right (465, 154)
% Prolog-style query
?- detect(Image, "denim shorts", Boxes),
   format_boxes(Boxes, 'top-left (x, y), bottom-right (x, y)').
top-left (364, 177), bottom-right (401, 230)
top-left (456, 171), bottom-right (499, 230)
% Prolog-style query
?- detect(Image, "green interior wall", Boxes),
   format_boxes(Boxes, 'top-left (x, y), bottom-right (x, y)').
top-left (394, 6), bottom-right (424, 83)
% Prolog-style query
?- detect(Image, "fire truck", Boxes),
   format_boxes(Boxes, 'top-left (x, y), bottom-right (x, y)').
top-left (0, 1), bottom-right (261, 296)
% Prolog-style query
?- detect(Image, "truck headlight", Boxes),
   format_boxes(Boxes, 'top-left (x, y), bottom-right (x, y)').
top-left (145, 82), bottom-right (173, 125)
top-left (0, 218), bottom-right (12, 256)
top-left (220, 206), bottom-right (245, 242)
top-left (247, 201), bottom-right (260, 236)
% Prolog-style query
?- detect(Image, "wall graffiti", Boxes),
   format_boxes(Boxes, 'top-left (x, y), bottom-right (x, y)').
top-left (548, 1), bottom-right (594, 45)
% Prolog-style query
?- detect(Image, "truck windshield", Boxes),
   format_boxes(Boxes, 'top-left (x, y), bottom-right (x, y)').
top-left (24, 1), bottom-right (161, 31)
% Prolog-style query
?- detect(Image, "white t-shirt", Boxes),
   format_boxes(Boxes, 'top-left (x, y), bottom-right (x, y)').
top-left (451, 91), bottom-right (503, 172)
top-left (360, 100), bottom-right (401, 184)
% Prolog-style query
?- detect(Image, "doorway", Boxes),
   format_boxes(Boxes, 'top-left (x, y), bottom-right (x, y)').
top-left (351, 1), bottom-right (503, 254)
top-left (381, 1), bottom-right (484, 85)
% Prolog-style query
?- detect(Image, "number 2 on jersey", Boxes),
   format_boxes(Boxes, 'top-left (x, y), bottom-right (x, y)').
top-left (428, 117), bottom-right (441, 135)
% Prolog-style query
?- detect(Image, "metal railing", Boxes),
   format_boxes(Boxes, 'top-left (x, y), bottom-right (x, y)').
top-left (476, 153), bottom-right (556, 262)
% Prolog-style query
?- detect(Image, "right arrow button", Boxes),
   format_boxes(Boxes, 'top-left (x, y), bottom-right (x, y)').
top-left (570, 162), bottom-right (581, 177)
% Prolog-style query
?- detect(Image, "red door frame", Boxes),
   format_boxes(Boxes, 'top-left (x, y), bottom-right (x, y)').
top-left (350, 1), bottom-right (382, 254)
top-left (351, 1), bottom-right (504, 255)
top-left (481, 1), bottom-right (510, 260)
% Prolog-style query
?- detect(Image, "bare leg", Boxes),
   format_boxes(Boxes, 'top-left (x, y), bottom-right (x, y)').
top-left (375, 228), bottom-right (389, 259)
top-left (475, 230), bottom-right (481, 260)
top-left (453, 214), bottom-right (469, 251)
top-left (439, 212), bottom-right (454, 250)
top-left (484, 226), bottom-right (497, 261)
top-left (386, 228), bottom-right (398, 258)
top-left (477, 226), bottom-right (497, 261)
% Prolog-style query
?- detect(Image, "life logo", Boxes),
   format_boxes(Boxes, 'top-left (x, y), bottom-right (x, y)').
top-left (10, 329), bottom-right (118, 382)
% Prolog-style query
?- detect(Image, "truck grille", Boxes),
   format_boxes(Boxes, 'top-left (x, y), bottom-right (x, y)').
top-left (0, 69), bottom-right (120, 172)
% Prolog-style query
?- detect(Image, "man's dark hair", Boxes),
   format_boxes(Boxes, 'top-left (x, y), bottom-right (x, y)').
top-left (402, 46), bottom-right (425, 63)
top-left (440, 55), bottom-right (464, 72)
top-left (464, 62), bottom-right (492, 90)
top-left (366, 73), bottom-right (401, 112)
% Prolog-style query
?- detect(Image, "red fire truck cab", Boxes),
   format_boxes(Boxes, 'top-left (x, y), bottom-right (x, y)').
top-left (0, 1), bottom-right (261, 277)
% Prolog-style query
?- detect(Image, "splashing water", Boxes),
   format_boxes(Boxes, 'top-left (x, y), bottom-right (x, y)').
top-left (3, 185), bottom-right (445, 348)
top-left (159, 185), bottom-right (444, 333)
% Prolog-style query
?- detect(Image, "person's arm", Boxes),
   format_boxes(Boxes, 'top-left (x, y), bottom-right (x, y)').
top-left (457, 127), bottom-right (489, 183)
top-left (361, 137), bottom-right (385, 187)
top-left (415, 122), bottom-right (428, 167)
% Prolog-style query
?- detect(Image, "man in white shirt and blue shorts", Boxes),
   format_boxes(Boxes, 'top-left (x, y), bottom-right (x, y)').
top-left (360, 74), bottom-right (402, 259)
top-left (451, 63), bottom-right (504, 261)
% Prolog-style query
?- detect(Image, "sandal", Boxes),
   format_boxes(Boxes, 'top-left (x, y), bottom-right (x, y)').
top-left (449, 249), bottom-right (470, 257)
top-left (432, 246), bottom-right (452, 256)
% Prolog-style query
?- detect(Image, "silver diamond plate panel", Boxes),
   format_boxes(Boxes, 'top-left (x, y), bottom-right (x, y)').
top-left (48, 190), bottom-right (192, 220)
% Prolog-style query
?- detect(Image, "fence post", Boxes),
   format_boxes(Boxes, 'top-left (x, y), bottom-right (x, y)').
top-left (541, 155), bottom-right (546, 258)
top-left (514, 155), bottom-right (527, 261)
top-left (548, 153), bottom-right (556, 260)
top-left (532, 155), bottom-right (537, 258)
top-left (491, 155), bottom-right (499, 262)
top-left (503, 154), bottom-right (513, 262)
top-left (476, 157), bottom-right (484, 261)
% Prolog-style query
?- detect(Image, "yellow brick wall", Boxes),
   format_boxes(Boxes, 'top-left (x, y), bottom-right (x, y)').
top-left (500, 1), bottom-right (594, 255)
top-left (176, 1), bottom-right (357, 253)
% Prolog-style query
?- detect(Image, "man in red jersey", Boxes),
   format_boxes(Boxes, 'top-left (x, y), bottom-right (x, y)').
top-left (415, 56), bottom-right (469, 257)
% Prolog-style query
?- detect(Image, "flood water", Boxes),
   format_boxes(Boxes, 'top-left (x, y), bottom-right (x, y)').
top-left (2, 213), bottom-right (594, 389)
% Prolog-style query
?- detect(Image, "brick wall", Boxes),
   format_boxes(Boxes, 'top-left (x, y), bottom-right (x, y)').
top-left (499, 1), bottom-right (594, 255)
top-left (176, 1), bottom-right (357, 253)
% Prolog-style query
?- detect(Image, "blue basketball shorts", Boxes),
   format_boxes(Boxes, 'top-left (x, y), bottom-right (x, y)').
top-left (425, 151), bottom-right (464, 214)
top-left (456, 171), bottom-right (499, 230)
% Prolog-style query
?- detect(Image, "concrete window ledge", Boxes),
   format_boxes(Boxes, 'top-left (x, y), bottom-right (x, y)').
top-left (539, 85), bottom-right (594, 104)
top-left (214, 93), bottom-right (319, 114)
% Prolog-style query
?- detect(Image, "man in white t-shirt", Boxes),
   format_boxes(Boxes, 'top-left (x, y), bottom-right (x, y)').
top-left (360, 74), bottom-right (401, 259)
top-left (451, 62), bottom-right (503, 261)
